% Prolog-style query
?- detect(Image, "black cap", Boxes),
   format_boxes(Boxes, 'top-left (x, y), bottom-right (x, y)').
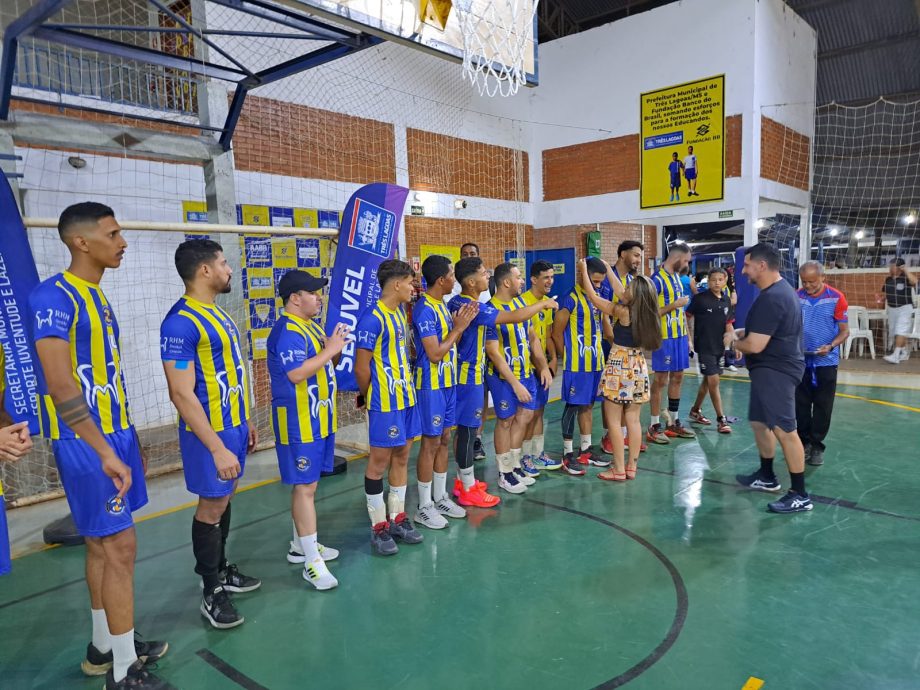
top-left (278, 270), bottom-right (328, 300)
top-left (891, 257), bottom-right (906, 267)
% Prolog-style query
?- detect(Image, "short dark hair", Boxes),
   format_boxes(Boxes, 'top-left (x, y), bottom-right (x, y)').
top-left (666, 242), bottom-right (691, 259)
top-left (460, 242), bottom-right (480, 256)
top-left (58, 202), bottom-right (115, 239)
top-left (530, 259), bottom-right (554, 278)
top-left (455, 257), bottom-right (483, 287)
top-left (175, 239), bottom-right (224, 283)
top-left (708, 267), bottom-right (727, 279)
top-left (421, 255), bottom-right (452, 286)
top-left (493, 262), bottom-right (516, 287)
top-left (585, 257), bottom-right (606, 276)
top-left (744, 243), bottom-right (781, 270)
top-left (377, 259), bottom-right (414, 289)
top-left (617, 240), bottom-right (644, 257)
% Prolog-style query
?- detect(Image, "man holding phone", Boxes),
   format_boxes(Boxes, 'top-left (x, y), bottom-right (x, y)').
top-left (882, 258), bottom-right (917, 364)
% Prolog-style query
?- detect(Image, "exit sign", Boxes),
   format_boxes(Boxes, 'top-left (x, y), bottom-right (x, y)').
top-left (718, 210), bottom-right (733, 219)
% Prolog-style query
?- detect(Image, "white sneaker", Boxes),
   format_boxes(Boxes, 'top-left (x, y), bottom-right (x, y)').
top-left (302, 557), bottom-right (338, 591)
top-left (899, 349), bottom-right (911, 362)
top-left (513, 468), bottom-right (536, 486)
top-left (499, 474), bottom-right (528, 494)
top-left (287, 541), bottom-right (339, 564)
top-left (434, 496), bottom-right (467, 519)
top-left (727, 365), bottom-right (738, 372)
top-left (415, 502), bottom-right (449, 529)
top-left (884, 351), bottom-right (901, 364)
top-left (318, 543), bottom-right (339, 561)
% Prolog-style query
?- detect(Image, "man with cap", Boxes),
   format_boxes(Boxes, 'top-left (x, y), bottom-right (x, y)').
top-left (267, 270), bottom-right (351, 590)
top-left (882, 258), bottom-right (918, 364)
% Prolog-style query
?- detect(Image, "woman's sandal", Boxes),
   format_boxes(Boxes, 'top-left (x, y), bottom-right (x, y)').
top-left (625, 463), bottom-right (638, 480)
top-left (598, 470), bottom-right (627, 482)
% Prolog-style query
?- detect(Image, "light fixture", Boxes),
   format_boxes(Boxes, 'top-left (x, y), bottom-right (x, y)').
top-left (67, 156), bottom-right (87, 169)
top-left (855, 230), bottom-right (865, 239)
top-left (754, 219), bottom-right (765, 229)
top-left (454, 198), bottom-right (467, 210)
top-left (904, 213), bottom-right (916, 225)
top-left (828, 226), bottom-right (839, 236)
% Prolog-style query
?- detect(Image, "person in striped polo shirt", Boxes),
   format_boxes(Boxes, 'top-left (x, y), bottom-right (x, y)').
top-left (795, 261), bottom-right (849, 467)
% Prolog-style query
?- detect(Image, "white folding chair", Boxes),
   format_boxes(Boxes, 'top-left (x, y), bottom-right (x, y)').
top-left (843, 306), bottom-right (875, 359)
top-left (905, 308), bottom-right (920, 353)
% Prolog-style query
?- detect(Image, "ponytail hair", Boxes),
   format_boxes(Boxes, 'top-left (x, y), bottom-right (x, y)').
top-left (629, 276), bottom-right (663, 351)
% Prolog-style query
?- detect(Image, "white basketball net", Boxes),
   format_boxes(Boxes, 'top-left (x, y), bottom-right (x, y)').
top-left (454, 0), bottom-right (539, 98)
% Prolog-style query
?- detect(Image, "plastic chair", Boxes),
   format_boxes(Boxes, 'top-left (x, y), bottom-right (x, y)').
top-left (906, 308), bottom-right (920, 353)
top-left (843, 306), bottom-right (875, 359)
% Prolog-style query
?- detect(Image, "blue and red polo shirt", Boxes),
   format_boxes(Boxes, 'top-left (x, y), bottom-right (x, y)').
top-left (797, 285), bottom-right (848, 367)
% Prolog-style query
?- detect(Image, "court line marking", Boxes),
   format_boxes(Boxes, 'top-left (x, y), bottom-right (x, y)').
top-left (197, 649), bottom-right (269, 690)
top-left (718, 372), bottom-right (920, 392)
top-left (742, 677), bottom-right (765, 690)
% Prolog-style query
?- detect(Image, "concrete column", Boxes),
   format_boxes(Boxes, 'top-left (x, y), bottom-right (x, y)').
top-left (798, 208), bottom-right (811, 266)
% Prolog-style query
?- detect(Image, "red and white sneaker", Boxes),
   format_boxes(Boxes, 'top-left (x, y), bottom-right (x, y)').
top-left (717, 416), bottom-right (732, 434)
top-left (601, 433), bottom-right (613, 455)
top-left (689, 408), bottom-right (712, 425)
top-left (624, 436), bottom-right (648, 452)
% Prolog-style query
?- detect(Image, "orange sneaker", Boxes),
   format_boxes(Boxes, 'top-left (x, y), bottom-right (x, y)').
top-left (452, 477), bottom-right (488, 498)
top-left (456, 483), bottom-right (501, 508)
top-left (601, 433), bottom-right (613, 455)
top-left (624, 436), bottom-right (648, 452)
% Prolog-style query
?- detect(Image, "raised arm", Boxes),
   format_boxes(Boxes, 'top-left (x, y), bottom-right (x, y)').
top-left (578, 259), bottom-right (616, 317)
top-left (495, 297), bottom-right (558, 325)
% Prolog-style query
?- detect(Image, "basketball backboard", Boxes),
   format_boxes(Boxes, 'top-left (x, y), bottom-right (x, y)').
top-left (275, 0), bottom-right (538, 83)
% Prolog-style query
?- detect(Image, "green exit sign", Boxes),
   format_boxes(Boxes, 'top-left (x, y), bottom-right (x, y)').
top-left (718, 210), bottom-right (733, 219)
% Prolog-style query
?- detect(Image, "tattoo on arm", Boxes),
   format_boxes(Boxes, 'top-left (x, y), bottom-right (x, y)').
top-left (57, 395), bottom-right (91, 427)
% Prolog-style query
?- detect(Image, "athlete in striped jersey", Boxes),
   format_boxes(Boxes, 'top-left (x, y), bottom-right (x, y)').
top-left (552, 256), bottom-right (612, 476)
top-left (355, 260), bottom-right (424, 556)
top-left (266, 270), bottom-right (349, 589)
top-left (647, 242), bottom-right (696, 444)
top-left (411, 255), bottom-right (493, 528)
top-left (161, 239), bottom-right (260, 630)
top-left (448, 257), bottom-right (555, 502)
top-left (30, 203), bottom-right (170, 690)
top-left (519, 260), bottom-right (561, 472)
top-left (485, 262), bottom-right (554, 494)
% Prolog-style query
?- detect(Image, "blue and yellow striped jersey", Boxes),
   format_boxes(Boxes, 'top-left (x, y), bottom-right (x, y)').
top-left (30, 271), bottom-right (132, 440)
top-left (160, 296), bottom-right (251, 431)
top-left (487, 296), bottom-right (533, 380)
top-left (557, 285), bottom-right (604, 373)
top-left (651, 268), bottom-right (688, 340)
top-left (266, 311), bottom-right (337, 444)
top-left (412, 294), bottom-right (456, 390)
top-left (355, 300), bottom-right (416, 411)
top-left (520, 290), bottom-right (553, 354)
top-left (446, 294), bottom-right (500, 386)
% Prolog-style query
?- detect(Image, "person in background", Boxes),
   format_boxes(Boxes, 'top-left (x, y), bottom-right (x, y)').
top-left (668, 152), bottom-right (684, 202)
top-left (882, 258), bottom-right (917, 364)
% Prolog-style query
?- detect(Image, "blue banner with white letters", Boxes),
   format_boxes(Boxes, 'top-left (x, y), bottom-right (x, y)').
top-left (0, 175), bottom-right (41, 433)
top-left (325, 183), bottom-right (409, 391)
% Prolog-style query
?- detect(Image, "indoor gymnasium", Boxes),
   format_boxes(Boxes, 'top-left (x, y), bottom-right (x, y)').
top-left (1, 0), bottom-right (919, 688)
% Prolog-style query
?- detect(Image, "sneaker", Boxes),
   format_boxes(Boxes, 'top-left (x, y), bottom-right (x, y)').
top-left (899, 349), bottom-right (910, 362)
top-left (455, 482), bottom-right (501, 507)
top-left (104, 659), bottom-right (176, 689)
top-left (219, 564), bottom-right (261, 593)
top-left (498, 472), bottom-right (528, 494)
top-left (884, 351), bottom-right (901, 364)
top-left (513, 467), bottom-right (536, 485)
top-left (688, 409), bottom-right (712, 425)
top-left (646, 424), bottom-right (670, 444)
top-left (736, 471), bottom-right (782, 493)
top-left (665, 420), bottom-right (696, 438)
top-left (716, 417), bottom-right (732, 434)
top-left (201, 585), bottom-right (244, 629)
top-left (624, 436), bottom-right (648, 452)
top-left (726, 365), bottom-right (738, 372)
top-left (303, 557), bottom-right (338, 590)
top-left (532, 451), bottom-right (562, 470)
top-left (415, 502), bottom-right (449, 529)
top-left (576, 446), bottom-right (611, 467)
top-left (561, 452), bottom-right (586, 476)
top-left (807, 448), bottom-right (824, 467)
top-left (81, 635), bottom-right (169, 677)
top-left (389, 513), bottom-right (424, 544)
top-left (286, 541), bottom-right (339, 564)
top-left (520, 455), bottom-right (541, 478)
top-left (601, 433), bottom-right (613, 455)
top-left (452, 477), bottom-right (488, 498)
top-left (371, 521), bottom-right (399, 556)
top-left (435, 495), bottom-right (467, 518)
top-left (473, 436), bottom-right (486, 460)
top-left (803, 444), bottom-right (814, 465)
top-left (767, 490), bottom-right (814, 514)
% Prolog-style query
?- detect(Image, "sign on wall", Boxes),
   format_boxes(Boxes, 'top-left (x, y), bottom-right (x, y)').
top-left (640, 75), bottom-right (725, 209)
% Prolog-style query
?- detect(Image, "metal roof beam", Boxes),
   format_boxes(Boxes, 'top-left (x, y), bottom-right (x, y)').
top-left (208, 0), bottom-right (362, 46)
top-left (819, 30), bottom-right (920, 60)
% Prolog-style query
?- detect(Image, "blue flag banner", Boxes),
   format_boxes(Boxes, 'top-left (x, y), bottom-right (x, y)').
top-left (325, 183), bottom-right (409, 391)
top-left (0, 175), bottom-right (41, 433)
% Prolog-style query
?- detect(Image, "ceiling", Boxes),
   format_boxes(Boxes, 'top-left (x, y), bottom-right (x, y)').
top-left (537, 0), bottom-right (920, 105)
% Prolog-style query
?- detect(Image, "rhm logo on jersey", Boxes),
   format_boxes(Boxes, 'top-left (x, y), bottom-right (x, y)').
top-left (77, 362), bottom-right (121, 408)
top-left (216, 363), bottom-right (247, 406)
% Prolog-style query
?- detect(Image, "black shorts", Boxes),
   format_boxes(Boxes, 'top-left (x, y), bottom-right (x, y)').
top-left (748, 368), bottom-right (798, 433)
top-left (698, 353), bottom-right (722, 377)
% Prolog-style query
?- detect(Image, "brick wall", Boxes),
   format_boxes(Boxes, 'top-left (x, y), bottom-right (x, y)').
top-left (404, 217), bottom-right (532, 269)
top-left (532, 222), bottom-right (658, 270)
top-left (407, 129), bottom-right (529, 201)
top-left (726, 114), bottom-right (742, 178)
top-left (760, 115), bottom-right (809, 191)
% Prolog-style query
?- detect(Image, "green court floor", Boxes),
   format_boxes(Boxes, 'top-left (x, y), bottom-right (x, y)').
top-left (2, 377), bottom-right (919, 689)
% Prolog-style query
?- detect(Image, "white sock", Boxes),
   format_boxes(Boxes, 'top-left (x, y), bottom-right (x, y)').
top-left (417, 480), bottom-right (432, 508)
top-left (388, 485), bottom-right (406, 520)
top-left (496, 452), bottom-right (512, 474)
top-left (91, 608), bottom-right (111, 653)
top-left (299, 533), bottom-right (320, 563)
top-left (651, 415), bottom-right (660, 426)
top-left (291, 520), bottom-right (299, 545)
top-left (621, 426), bottom-right (627, 437)
top-left (511, 448), bottom-right (523, 469)
top-left (533, 434), bottom-right (544, 456)
top-left (580, 434), bottom-right (592, 451)
top-left (111, 629), bottom-right (138, 682)
top-left (563, 438), bottom-right (573, 454)
top-left (366, 492), bottom-right (386, 526)
top-left (459, 465), bottom-right (476, 490)
top-left (432, 472), bottom-right (448, 502)
top-left (522, 438), bottom-right (533, 457)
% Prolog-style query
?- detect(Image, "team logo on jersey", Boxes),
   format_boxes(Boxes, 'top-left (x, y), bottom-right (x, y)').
top-left (436, 359), bottom-right (454, 380)
top-left (576, 334), bottom-right (599, 359)
top-left (296, 456), bottom-right (311, 472)
top-left (664, 355), bottom-right (672, 365)
top-left (388, 425), bottom-right (399, 439)
top-left (35, 308), bottom-right (54, 330)
top-left (281, 349), bottom-right (304, 366)
top-left (432, 415), bottom-right (442, 427)
top-left (383, 367), bottom-right (410, 395)
top-left (105, 495), bottom-right (126, 515)
top-left (499, 400), bottom-right (510, 411)
top-left (474, 408), bottom-right (483, 420)
top-left (504, 346), bottom-right (528, 372)
top-left (308, 381), bottom-right (336, 418)
top-left (102, 306), bottom-right (113, 325)
top-left (216, 363), bottom-right (247, 406)
top-left (77, 362), bottom-right (121, 408)
top-left (569, 385), bottom-right (577, 396)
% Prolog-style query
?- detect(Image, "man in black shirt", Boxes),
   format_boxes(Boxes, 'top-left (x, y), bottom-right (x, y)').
top-left (686, 267), bottom-right (735, 433)
top-left (732, 244), bottom-right (810, 514)
top-left (882, 258), bottom-right (917, 364)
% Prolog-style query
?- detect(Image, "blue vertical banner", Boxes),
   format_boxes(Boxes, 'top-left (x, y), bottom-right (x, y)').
top-left (0, 176), bottom-right (41, 433)
top-left (732, 246), bottom-right (759, 329)
top-left (325, 183), bottom-right (409, 391)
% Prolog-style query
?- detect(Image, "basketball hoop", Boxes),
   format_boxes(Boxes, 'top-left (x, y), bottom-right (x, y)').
top-left (454, 0), bottom-right (538, 98)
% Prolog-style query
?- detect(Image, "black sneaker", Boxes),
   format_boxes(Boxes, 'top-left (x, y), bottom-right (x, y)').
top-left (371, 521), bottom-right (399, 556)
top-left (81, 634), bottom-right (169, 676)
top-left (219, 564), bottom-right (261, 593)
top-left (736, 470), bottom-right (782, 493)
top-left (807, 448), bottom-right (824, 467)
top-left (389, 513), bottom-right (424, 544)
top-left (473, 437), bottom-right (486, 461)
top-left (105, 659), bottom-right (176, 689)
top-left (201, 585), bottom-right (245, 629)
top-left (562, 452), bottom-right (586, 476)
top-left (803, 443), bottom-right (814, 464)
top-left (767, 490), bottom-right (814, 514)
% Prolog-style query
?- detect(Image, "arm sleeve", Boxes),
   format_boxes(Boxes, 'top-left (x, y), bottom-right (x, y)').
top-left (275, 328), bottom-right (310, 373)
top-left (160, 314), bottom-right (199, 361)
top-left (355, 313), bottom-right (381, 352)
top-left (413, 303), bottom-right (438, 338)
top-left (557, 294), bottom-right (575, 313)
top-left (834, 292), bottom-right (849, 321)
top-left (29, 283), bottom-right (75, 342)
top-left (685, 297), bottom-right (697, 316)
top-left (651, 275), bottom-right (664, 295)
top-left (485, 325), bottom-right (498, 342)
top-left (475, 302), bottom-right (499, 328)
top-left (745, 297), bottom-right (779, 337)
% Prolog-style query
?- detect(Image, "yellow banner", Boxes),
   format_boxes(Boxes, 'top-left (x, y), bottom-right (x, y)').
top-left (294, 208), bottom-right (319, 228)
top-left (420, 244), bottom-right (461, 265)
top-left (246, 267), bottom-right (274, 299)
top-left (640, 75), bottom-right (725, 209)
top-left (250, 328), bottom-right (271, 359)
top-left (182, 201), bottom-right (208, 223)
top-left (241, 204), bottom-right (270, 226)
top-left (272, 238), bottom-right (297, 268)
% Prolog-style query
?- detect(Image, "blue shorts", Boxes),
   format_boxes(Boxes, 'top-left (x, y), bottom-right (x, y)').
top-left (276, 434), bottom-right (335, 485)
top-left (368, 407), bottom-right (421, 448)
top-left (534, 379), bottom-right (550, 410)
top-left (0, 491), bottom-right (9, 576)
top-left (685, 168), bottom-right (697, 180)
top-left (52, 428), bottom-right (148, 538)
top-left (652, 336), bottom-right (690, 372)
top-left (562, 370), bottom-right (602, 406)
top-left (456, 382), bottom-right (486, 428)
top-left (179, 423), bottom-right (249, 498)
top-left (416, 387), bottom-right (457, 437)
top-left (670, 173), bottom-right (681, 188)
top-left (487, 374), bottom-right (539, 419)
